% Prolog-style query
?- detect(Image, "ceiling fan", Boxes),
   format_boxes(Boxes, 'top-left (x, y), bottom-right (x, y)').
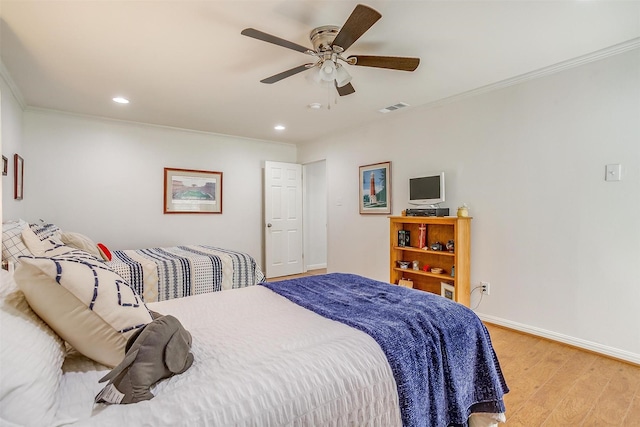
top-left (241, 4), bottom-right (420, 96)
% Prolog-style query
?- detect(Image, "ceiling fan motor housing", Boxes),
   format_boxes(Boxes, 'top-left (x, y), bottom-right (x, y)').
top-left (309, 25), bottom-right (340, 52)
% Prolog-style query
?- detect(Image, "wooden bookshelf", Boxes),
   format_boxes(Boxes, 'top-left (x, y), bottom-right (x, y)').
top-left (390, 216), bottom-right (471, 306)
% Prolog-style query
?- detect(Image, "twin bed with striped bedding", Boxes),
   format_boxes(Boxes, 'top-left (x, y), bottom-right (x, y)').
top-left (106, 245), bottom-right (265, 302)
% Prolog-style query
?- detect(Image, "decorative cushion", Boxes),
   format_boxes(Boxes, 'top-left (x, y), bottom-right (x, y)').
top-left (0, 269), bottom-right (66, 427)
top-left (29, 221), bottom-right (62, 241)
top-left (97, 243), bottom-right (113, 261)
top-left (14, 251), bottom-right (153, 368)
top-left (22, 226), bottom-right (52, 256)
top-left (2, 220), bottom-right (32, 264)
top-left (22, 227), bottom-right (81, 259)
top-left (61, 231), bottom-right (101, 258)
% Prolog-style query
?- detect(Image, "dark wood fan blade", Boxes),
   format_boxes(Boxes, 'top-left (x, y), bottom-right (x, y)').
top-left (348, 55), bottom-right (420, 71)
top-left (335, 81), bottom-right (356, 96)
top-left (241, 28), bottom-right (311, 54)
top-left (331, 4), bottom-right (381, 52)
top-left (260, 64), bottom-right (313, 84)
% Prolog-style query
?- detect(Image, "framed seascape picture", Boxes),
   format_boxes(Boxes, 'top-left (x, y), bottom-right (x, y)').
top-left (359, 161), bottom-right (391, 214)
top-left (14, 154), bottom-right (24, 200)
top-left (164, 168), bottom-right (223, 214)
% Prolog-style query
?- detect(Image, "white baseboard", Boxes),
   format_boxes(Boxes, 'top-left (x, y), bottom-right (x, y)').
top-left (477, 313), bottom-right (640, 365)
top-left (306, 263), bottom-right (327, 271)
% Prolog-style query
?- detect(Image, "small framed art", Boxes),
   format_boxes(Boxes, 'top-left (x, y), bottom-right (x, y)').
top-left (2, 156), bottom-right (7, 176)
top-left (359, 161), bottom-right (391, 214)
top-left (441, 282), bottom-right (455, 301)
top-left (14, 154), bottom-right (24, 200)
top-left (164, 168), bottom-right (223, 214)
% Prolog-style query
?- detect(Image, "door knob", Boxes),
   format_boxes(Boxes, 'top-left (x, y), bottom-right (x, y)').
top-left (267, 223), bottom-right (272, 228)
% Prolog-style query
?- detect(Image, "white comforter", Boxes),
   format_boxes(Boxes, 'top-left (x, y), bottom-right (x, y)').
top-left (54, 285), bottom-right (403, 426)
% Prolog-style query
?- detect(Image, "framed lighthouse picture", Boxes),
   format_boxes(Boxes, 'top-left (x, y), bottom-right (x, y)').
top-left (359, 161), bottom-right (391, 214)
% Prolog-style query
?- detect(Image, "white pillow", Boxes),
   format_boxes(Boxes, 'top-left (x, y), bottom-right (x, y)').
top-left (21, 226), bottom-right (51, 256)
top-left (60, 231), bottom-right (101, 258)
top-left (1, 220), bottom-right (32, 264)
top-left (0, 269), bottom-right (66, 427)
top-left (29, 221), bottom-right (62, 241)
top-left (15, 251), bottom-right (153, 368)
top-left (23, 228), bottom-right (99, 261)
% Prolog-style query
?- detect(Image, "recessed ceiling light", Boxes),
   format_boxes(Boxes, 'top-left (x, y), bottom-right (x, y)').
top-left (308, 103), bottom-right (322, 110)
top-left (274, 125), bottom-right (285, 131)
top-left (112, 97), bottom-right (129, 104)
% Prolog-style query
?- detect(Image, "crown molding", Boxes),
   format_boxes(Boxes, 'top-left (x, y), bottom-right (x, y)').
top-left (0, 59), bottom-right (26, 109)
top-left (423, 37), bottom-right (640, 111)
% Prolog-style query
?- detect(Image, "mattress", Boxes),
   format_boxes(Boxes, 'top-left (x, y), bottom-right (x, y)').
top-left (54, 285), bottom-right (403, 426)
top-left (106, 245), bottom-right (265, 302)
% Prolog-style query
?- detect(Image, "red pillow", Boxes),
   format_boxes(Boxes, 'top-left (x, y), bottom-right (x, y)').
top-left (97, 243), bottom-right (112, 261)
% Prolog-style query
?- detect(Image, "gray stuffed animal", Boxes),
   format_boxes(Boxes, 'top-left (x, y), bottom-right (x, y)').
top-left (95, 312), bottom-right (194, 404)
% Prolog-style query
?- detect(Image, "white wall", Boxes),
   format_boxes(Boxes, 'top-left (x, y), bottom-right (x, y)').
top-left (21, 110), bottom-right (296, 264)
top-left (0, 72), bottom-right (26, 221)
top-left (298, 49), bottom-right (640, 361)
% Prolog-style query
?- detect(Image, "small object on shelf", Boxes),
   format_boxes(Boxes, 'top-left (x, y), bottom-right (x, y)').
top-left (457, 203), bottom-right (469, 218)
top-left (451, 266), bottom-right (455, 277)
top-left (422, 264), bottom-right (430, 272)
top-left (431, 267), bottom-right (443, 274)
top-left (441, 282), bottom-right (455, 300)
top-left (398, 230), bottom-right (410, 247)
top-left (446, 240), bottom-right (455, 252)
top-left (430, 242), bottom-right (443, 251)
top-left (418, 224), bottom-right (426, 249)
top-left (398, 278), bottom-right (413, 288)
top-left (412, 260), bottom-right (419, 270)
top-left (398, 261), bottom-right (410, 269)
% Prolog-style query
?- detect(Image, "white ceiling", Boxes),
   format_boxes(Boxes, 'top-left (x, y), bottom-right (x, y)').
top-left (1, 1), bottom-right (639, 144)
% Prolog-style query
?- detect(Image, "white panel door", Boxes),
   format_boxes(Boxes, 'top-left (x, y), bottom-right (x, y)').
top-left (264, 161), bottom-right (303, 278)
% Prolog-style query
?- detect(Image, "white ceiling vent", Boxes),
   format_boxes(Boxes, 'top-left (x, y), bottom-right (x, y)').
top-left (379, 102), bottom-right (410, 113)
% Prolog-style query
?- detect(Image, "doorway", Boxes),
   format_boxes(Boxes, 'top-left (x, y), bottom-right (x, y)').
top-left (302, 160), bottom-right (327, 271)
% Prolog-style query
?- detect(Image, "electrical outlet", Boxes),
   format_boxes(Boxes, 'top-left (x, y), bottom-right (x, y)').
top-left (481, 281), bottom-right (490, 295)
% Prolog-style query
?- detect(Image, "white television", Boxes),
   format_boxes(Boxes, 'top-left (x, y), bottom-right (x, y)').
top-left (408, 172), bottom-right (445, 205)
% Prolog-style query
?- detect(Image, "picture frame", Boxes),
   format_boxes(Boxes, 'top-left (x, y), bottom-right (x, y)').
top-left (164, 168), bottom-right (223, 214)
top-left (441, 282), bottom-right (455, 301)
top-left (2, 156), bottom-right (7, 176)
top-left (14, 154), bottom-right (24, 200)
top-left (359, 161), bottom-right (391, 214)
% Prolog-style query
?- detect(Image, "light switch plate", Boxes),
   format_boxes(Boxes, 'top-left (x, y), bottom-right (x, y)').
top-left (605, 164), bottom-right (622, 181)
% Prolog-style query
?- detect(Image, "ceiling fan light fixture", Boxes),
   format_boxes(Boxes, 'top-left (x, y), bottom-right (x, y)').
top-left (335, 65), bottom-right (352, 87)
top-left (320, 60), bottom-right (337, 82)
top-left (306, 66), bottom-right (323, 84)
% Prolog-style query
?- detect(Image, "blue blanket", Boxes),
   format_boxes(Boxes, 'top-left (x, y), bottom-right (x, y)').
top-left (262, 273), bottom-right (508, 427)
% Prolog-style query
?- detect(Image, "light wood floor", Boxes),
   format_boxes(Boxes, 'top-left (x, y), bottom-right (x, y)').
top-left (486, 323), bottom-right (640, 426)
top-left (269, 270), bottom-right (640, 426)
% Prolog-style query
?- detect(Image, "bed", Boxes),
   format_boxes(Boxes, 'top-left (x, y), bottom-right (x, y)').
top-left (1, 262), bottom-right (509, 427)
top-left (1, 219), bottom-right (265, 303)
top-left (106, 245), bottom-right (265, 302)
